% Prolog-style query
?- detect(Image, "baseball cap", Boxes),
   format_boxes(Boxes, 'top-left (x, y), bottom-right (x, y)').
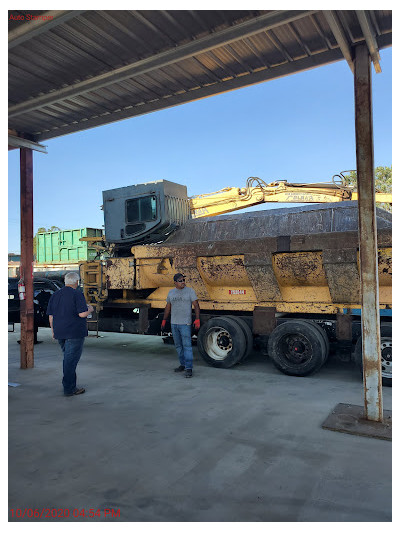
top-left (173, 273), bottom-right (185, 282)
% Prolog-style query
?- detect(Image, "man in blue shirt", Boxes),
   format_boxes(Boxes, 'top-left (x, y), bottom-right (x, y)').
top-left (47, 272), bottom-right (93, 396)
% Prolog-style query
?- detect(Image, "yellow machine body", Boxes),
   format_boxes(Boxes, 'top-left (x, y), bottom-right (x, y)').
top-left (81, 228), bottom-right (391, 315)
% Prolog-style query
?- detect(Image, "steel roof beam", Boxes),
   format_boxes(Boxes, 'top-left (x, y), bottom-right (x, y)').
top-left (8, 11), bottom-right (86, 49)
top-left (356, 10), bottom-right (382, 73)
top-left (324, 10), bottom-right (354, 73)
top-left (8, 134), bottom-right (48, 153)
top-left (8, 10), bottom-right (315, 119)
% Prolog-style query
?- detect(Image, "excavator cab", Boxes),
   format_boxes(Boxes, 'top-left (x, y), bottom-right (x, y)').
top-left (102, 180), bottom-right (190, 252)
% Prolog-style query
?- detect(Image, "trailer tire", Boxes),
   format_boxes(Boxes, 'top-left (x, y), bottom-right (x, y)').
top-left (267, 320), bottom-right (327, 377)
top-left (227, 316), bottom-right (253, 362)
top-left (197, 316), bottom-right (247, 368)
top-left (354, 325), bottom-right (392, 387)
top-left (292, 320), bottom-right (330, 363)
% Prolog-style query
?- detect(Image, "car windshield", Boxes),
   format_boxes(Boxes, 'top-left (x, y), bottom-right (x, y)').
top-left (34, 279), bottom-right (59, 290)
top-left (8, 278), bottom-right (62, 292)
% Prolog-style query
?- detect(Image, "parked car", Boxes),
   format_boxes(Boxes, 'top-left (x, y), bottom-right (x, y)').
top-left (47, 279), bottom-right (64, 289)
top-left (8, 277), bottom-right (61, 326)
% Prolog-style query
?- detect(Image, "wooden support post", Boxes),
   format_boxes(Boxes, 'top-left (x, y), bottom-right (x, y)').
top-left (354, 44), bottom-right (383, 422)
top-left (20, 147), bottom-right (35, 369)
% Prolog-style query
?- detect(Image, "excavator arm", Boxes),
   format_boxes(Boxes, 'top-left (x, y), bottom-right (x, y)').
top-left (190, 177), bottom-right (391, 218)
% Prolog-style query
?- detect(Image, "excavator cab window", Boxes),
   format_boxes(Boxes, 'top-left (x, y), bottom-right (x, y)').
top-left (125, 195), bottom-right (158, 236)
top-left (126, 196), bottom-right (157, 224)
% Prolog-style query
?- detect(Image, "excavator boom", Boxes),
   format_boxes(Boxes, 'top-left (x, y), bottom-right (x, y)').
top-left (190, 178), bottom-right (391, 218)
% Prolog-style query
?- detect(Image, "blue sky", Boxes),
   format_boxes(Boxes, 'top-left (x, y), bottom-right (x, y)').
top-left (8, 47), bottom-right (392, 253)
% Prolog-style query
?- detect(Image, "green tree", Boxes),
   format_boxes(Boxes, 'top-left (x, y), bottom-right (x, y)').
top-left (341, 166), bottom-right (392, 212)
top-left (36, 226), bottom-right (61, 233)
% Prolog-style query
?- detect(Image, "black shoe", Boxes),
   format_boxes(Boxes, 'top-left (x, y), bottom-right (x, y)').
top-left (65, 387), bottom-right (85, 396)
top-left (185, 369), bottom-right (193, 378)
top-left (174, 365), bottom-right (185, 372)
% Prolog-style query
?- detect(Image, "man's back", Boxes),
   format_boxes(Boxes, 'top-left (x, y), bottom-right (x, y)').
top-left (47, 286), bottom-right (87, 339)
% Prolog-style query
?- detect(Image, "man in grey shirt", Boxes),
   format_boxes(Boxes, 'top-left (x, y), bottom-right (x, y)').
top-left (161, 273), bottom-right (200, 378)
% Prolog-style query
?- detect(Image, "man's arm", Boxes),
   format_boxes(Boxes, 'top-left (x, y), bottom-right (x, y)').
top-left (161, 302), bottom-right (171, 330)
top-left (163, 302), bottom-right (171, 320)
top-left (78, 305), bottom-right (94, 318)
top-left (192, 300), bottom-right (200, 319)
top-left (192, 300), bottom-right (200, 330)
top-left (49, 315), bottom-right (54, 339)
top-left (76, 291), bottom-right (94, 317)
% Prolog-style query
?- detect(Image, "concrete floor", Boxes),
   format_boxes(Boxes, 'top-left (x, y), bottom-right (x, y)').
top-left (9, 324), bottom-right (392, 522)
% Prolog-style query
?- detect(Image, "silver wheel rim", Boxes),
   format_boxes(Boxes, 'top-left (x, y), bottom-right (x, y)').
top-left (381, 337), bottom-right (392, 379)
top-left (204, 326), bottom-right (233, 361)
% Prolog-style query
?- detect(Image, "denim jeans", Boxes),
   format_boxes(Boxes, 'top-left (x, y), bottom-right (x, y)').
top-left (58, 338), bottom-right (85, 395)
top-left (171, 324), bottom-right (193, 370)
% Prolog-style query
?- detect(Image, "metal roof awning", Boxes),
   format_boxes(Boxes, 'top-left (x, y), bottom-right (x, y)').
top-left (8, 9), bottom-right (391, 142)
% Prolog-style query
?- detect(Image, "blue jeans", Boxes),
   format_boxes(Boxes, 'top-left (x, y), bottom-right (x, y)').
top-left (171, 324), bottom-right (193, 370)
top-left (58, 338), bottom-right (85, 395)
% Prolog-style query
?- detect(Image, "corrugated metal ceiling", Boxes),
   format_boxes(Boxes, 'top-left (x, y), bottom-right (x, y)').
top-left (8, 10), bottom-right (392, 143)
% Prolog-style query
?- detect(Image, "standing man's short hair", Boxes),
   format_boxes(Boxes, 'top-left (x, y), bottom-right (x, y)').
top-left (64, 272), bottom-right (80, 285)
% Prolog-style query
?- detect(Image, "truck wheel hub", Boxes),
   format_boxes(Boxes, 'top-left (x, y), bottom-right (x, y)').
top-left (217, 332), bottom-right (232, 351)
top-left (381, 338), bottom-right (392, 378)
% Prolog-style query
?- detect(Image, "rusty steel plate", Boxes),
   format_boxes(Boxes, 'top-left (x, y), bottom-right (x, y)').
top-left (322, 403), bottom-right (392, 440)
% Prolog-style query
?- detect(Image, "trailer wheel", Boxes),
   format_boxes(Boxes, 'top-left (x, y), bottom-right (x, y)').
top-left (354, 325), bottom-right (392, 387)
top-left (267, 320), bottom-right (327, 376)
top-left (292, 320), bottom-right (330, 363)
top-left (227, 316), bottom-right (253, 362)
top-left (197, 316), bottom-right (247, 368)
